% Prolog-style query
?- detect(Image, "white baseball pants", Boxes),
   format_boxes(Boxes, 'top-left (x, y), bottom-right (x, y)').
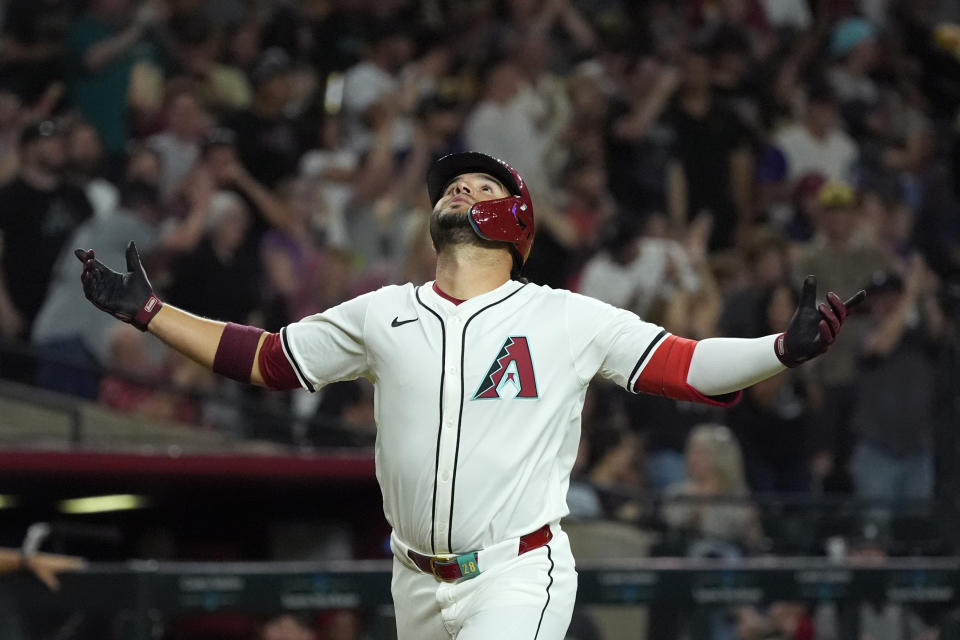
top-left (391, 525), bottom-right (577, 640)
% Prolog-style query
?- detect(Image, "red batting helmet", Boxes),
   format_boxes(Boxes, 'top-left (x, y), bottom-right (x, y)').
top-left (426, 152), bottom-right (535, 266)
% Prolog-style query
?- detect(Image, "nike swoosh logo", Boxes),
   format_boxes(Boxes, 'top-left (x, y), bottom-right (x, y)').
top-left (391, 316), bottom-right (419, 328)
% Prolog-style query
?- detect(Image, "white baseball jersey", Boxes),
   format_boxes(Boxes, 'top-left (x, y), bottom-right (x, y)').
top-left (280, 279), bottom-right (666, 555)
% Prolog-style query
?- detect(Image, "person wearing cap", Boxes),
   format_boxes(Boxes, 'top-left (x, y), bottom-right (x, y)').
top-left (0, 121), bottom-right (93, 349)
top-left (74, 151), bottom-right (864, 639)
top-left (849, 258), bottom-right (944, 503)
top-left (791, 180), bottom-right (892, 490)
top-left (826, 17), bottom-right (880, 120)
top-left (221, 47), bottom-right (306, 189)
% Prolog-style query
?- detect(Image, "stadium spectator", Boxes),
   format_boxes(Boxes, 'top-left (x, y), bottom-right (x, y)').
top-left (719, 226), bottom-right (793, 339)
top-left (656, 424), bottom-right (764, 640)
top-left (414, 93), bottom-right (467, 165)
top-left (298, 114), bottom-right (361, 239)
top-left (66, 0), bottom-right (167, 162)
top-left (792, 181), bottom-right (892, 491)
top-left (146, 85), bottom-right (211, 203)
top-left (188, 127), bottom-right (293, 256)
top-left (463, 58), bottom-right (552, 201)
top-left (31, 168), bottom-right (209, 396)
top-left (0, 121), bottom-right (93, 344)
top-left (662, 423), bottom-right (765, 555)
top-left (728, 282), bottom-right (822, 493)
top-left (222, 48), bottom-right (308, 189)
top-left (258, 178), bottom-right (333, 329)
top-left (707, 27), bottom-right (767, 143)
top-left (656, 213), bottom-right (724, 339)
top-left (510, 29), bottom-right (575, 180)
top-left (174, 13), bottom-right (252, 114)
top-left (64, 118), bottom-right (118, 219)
top-left (667, 41), bottom-right (754, 250)
top-left (98, 323), bottom-right (194, 423)
top-left (166, 190), bottom-right (260, 324)
top-left (603, 55), bottom-right (680, 217)
top-left (528, 154), bottom-right (613, 289)
top-left (585, 425), bottom-right (645, 522)
top-left (340, 20), bottom-right (417, 154)
top-left (579, 214), bottom-right (701, 322)
top-left (222, 11), bottom-right (265, 75)
top-left (826, 17), bottom-right (882, 138)
top-left (772, 82), bottom-right (860, 191)
top-left (851, 261), bottom-right (944, 501)
top-left (557, 63), bottom-right (609, 171)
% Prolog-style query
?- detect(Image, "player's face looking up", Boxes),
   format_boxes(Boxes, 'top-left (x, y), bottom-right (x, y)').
top-left (429, 172), bottom-right (511, 254)
top-left (434, 173), bottom-right (509, 215)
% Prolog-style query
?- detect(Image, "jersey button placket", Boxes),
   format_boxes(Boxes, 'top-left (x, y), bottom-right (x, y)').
top-left (434, 312), bottom-right (463, 553)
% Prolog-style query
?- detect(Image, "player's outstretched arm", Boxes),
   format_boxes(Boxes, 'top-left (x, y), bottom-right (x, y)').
top-left (75, 243), bottom-right (270, 386)
top-left (684, 276), bottom-right (866, 396)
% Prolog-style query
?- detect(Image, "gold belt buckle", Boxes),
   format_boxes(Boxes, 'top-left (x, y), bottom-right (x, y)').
top-left (429, 555), bottom-right (454, 579)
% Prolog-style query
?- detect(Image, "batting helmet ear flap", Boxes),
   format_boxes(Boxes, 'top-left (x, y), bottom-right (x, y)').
top-left (468, 192), bottom-right (534, 266)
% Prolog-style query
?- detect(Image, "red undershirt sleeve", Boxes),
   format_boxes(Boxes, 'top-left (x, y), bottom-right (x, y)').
top-left (257, 332), bottom-right (301, 390)
top-left (633, 335), bottom-right (741, 407)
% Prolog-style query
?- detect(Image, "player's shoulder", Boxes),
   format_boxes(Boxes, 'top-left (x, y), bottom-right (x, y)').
top-left (525, 281), bottom-right (612, 304)
top-left (364, 282), bottom-right (418, 301)
top-left (515, 280), bottom-right (568, 304)
top-left (520, 282), bottom-right (632, 316)
top-left (343, 282), bottom-right (419, 304)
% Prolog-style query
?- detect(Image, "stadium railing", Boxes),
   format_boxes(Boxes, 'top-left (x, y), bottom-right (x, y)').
top-left (2, 556), bottom-right (960, 639)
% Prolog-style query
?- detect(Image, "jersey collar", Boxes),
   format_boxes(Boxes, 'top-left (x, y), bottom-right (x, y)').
top-left (421, 279), bottom-right (525, 316)
top-left (432, 282), bottom-right (465, 305)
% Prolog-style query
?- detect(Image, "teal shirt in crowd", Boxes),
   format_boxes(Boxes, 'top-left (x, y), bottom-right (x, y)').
top-left (67, 15), bottom-right (159, 155)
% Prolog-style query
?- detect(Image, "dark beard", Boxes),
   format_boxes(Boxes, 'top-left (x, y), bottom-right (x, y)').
top-left (429, 209), bottom-right (506, 254)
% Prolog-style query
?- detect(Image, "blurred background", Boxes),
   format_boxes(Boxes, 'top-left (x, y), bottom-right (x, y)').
top-left (0, 0), bottom-right (959, 638)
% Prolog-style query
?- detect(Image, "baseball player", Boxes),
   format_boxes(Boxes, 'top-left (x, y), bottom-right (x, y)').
top-left (75, 152), bottom-right (864, 639)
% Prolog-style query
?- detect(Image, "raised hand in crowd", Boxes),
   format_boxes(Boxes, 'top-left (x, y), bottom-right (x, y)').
top-left (228, 159), bottom-right (293, 231)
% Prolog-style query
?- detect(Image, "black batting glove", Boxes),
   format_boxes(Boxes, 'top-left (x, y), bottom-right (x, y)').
top-left (75, 241), bottom-right (163, 331)
top-left (775, 275), bottom-right (867, 368)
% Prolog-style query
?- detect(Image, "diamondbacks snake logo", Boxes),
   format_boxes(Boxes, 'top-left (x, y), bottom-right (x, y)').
top-left (473, 336), bottom-right (538, 399)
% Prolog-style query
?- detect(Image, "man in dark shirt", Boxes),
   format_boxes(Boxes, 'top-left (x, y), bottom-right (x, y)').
top-left (667, 44), bottom-right (753, 251)
top-left (0, 121), bottom-right (93, 343)
top-left (221, 48), bottom-right (308, 188)
top-left (851, 266), bottom-right (942, 500)
top-left (603, 57), bottom-right (679, 214)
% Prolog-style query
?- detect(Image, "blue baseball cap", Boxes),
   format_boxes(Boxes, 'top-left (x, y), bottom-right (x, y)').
top-left (830, 17), bottom-right (877, 58)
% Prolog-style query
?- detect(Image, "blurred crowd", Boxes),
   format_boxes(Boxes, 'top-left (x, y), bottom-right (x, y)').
top-left (0, 0), bottom-right (959, 612)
